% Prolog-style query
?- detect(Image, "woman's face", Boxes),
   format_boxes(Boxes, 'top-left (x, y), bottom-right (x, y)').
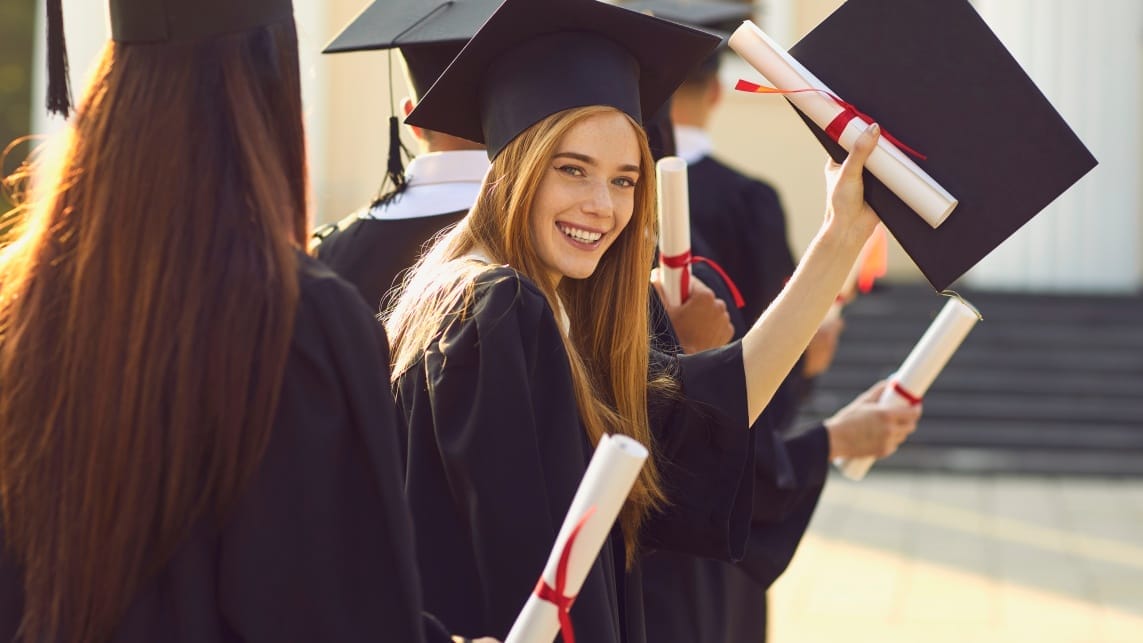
top-left (530, 110), bottom-right (641, 283)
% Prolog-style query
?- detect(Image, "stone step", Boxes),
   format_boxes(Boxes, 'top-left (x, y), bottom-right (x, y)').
top-left (819, 366), bottom-right (1143, 399)
top-left (870, 445), bottom-right (1143, 477)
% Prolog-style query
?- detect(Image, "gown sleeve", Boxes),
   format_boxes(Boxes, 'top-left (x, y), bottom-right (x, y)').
top-left (217, 266), bottom-right (447, 643)
top-left (642, 343), bottom-right (756, 563)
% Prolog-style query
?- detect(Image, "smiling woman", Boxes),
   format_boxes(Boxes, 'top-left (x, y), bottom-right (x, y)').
top-left (383, 0), bottom-right (882, 641)
top-left (533, 111), bottom-right (641, 283)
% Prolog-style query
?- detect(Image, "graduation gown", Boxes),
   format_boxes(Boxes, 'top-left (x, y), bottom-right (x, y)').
top-left (314, 210), bottom-right (466, 311)
top-left (0, 255), bottom-right (451, 643)
top-left (395, 266), bottom-right (755, 643)
top-left (642, 162), bottom-right (829, 642)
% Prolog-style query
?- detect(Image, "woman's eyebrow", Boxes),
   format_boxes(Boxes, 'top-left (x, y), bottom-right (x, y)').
top-left (553, 151), bottom-right (640, 174)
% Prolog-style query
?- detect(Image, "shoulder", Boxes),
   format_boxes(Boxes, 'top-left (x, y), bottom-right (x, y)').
top-left (466, 265), bottom-right (551, 324)
top-left (310, 208), bottom-right (367, 248)
top-left (428, 264), bottom-right (562, 370)
top-left (293, 252), bottom-right (386, 350)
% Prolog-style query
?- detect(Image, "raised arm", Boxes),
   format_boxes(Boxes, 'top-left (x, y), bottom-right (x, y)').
top-left (741, 123), bottom-right (882, 423)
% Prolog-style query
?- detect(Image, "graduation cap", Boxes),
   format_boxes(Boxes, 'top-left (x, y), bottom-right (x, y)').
top-left (323, 0), bottom-right (501, 199)
top-left (44, 0), bottom-right (293, 117)
top-left (620, 0), bottom-right (755, 36)
top-left (407, 0), bottom-right (722, 159)
top-left (772, 0), bottom-right (1096, 290)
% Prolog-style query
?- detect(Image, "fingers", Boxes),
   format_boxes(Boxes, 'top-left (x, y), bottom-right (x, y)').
top-left (839, 122), bottom-right (881, 183)
top-left (860, 379), bottom-right (888, 403)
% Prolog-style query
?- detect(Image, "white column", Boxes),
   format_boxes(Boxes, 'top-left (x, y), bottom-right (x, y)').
top-left (967, 0), bottom-right (1142, 293)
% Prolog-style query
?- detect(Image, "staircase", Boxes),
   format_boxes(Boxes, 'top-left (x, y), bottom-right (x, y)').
top-left (798, 284), bottom-right (1143, 476)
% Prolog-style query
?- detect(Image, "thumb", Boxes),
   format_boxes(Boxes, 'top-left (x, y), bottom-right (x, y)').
top-left (839, 122), bottom-right (881, 183)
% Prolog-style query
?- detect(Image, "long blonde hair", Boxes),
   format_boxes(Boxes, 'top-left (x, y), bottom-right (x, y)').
top-left (387, 105), bottom-right (669, 560)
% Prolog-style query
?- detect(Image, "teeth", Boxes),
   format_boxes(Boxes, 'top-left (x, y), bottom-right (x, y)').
top-left (558, 224), bottom-right (603, 243)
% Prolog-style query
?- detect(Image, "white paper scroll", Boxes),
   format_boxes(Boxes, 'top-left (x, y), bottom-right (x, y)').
top-left (728, 21), bottom-right (958, 229)
top-left (836, 296), bottom-right (981, 480)
top-left (657, 156), bottom-right (691, 307)
top-left (504, 434), bottom-right (648, 643)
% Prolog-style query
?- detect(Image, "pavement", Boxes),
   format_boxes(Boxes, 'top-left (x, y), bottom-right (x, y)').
top-left (768, 471), bottom-right (1143, 643)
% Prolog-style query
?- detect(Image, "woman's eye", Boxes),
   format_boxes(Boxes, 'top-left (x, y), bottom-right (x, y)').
top-left (558, 165), bottom-right (585, 177)
top-left (613, 176), bottom-right (637, 188)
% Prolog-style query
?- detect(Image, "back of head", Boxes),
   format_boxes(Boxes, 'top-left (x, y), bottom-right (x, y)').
top-left (0, 3), bottom-right (305, 640)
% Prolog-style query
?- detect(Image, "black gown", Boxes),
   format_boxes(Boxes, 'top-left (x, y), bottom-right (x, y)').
top-left (395, 266), bottom-right (756, 643)
top-left (642, 157), bottom-right (829, 643)
top-left (0, 255), bottom-right (451, 643)
top-left (314, 210), bottom-right (466, 311)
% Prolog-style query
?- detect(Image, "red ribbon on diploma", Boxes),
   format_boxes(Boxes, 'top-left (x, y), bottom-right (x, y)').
top-left (735, 80), bottom-right (927, 161)
top-left (534, 506), bottom-right (595, 643)
top-left (891, 380), bottom-right (923, 406)
top-left (660, 250), bottom-right (746, 308)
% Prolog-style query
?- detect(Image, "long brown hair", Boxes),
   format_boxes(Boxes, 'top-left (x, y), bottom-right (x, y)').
top-left (0, 21), bottom-right (307, 643)
top-left (387, 105), bottom-right (669, 560)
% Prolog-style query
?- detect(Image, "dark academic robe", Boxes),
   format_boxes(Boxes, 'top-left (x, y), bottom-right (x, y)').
top-left (314, 210), bottom-right (466, 311)
top-left (0, 255), bottom-right (451, 643)
top-left (642, 158), bottom-right (828, 643)
top-left (396, 266), bottom-right (756, 643)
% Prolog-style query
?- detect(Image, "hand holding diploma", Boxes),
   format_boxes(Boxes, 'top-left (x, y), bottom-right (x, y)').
top-left (835, 296), bottom-right (981, 480)
top-left (504, 435), bottom-right (648, 643)
top-left (728, 21), bottom-right (958, 229)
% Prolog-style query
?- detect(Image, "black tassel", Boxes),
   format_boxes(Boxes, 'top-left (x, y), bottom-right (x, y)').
top-left (46, 0), bottom-right (72, 117)
top-left (372, 115), bottom-right (414, 208)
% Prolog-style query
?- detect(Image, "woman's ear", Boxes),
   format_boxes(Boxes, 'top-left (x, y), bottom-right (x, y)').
top-left (403, 97), bottom-right (427, 141)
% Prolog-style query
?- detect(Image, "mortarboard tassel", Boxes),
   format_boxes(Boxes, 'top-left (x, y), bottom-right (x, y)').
top-left (372, 50), bottom-right (417, 208)
top-left (45, 0), bottom-right (73, 118)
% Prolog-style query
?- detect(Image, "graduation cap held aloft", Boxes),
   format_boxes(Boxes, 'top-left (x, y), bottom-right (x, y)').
top-left (324, 0), bottom-right (502, 199)
top-left (44, 0), bottom-right (293, 118)
top-left (407, 0), bottom-right (722, 159)
top-left (735, 0), bottom-right (1096, 291)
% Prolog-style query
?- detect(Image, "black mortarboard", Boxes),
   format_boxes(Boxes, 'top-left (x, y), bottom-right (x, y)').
top-left (621, 0), bottom-right (755, 83)
top-left (406, 0), bottom-right (722, 159)
top-left (779, 0), bottom-right (1097, 291)
top-left (620, 0), bottom-right (755, 36)
top-left (110, 0), bottom-right (293, 43)
top-left (44, 0), bottom-right (293, 117)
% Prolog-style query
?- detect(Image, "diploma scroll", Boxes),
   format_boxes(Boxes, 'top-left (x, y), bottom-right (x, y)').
top-left (836, 296), bottom-right (981, 480)
top-left (505, 434), bottom-right (648, 643)
top-left (657, 156), bottom-right (692, 307)
top-left (728, 21), bottom-right (958, 229)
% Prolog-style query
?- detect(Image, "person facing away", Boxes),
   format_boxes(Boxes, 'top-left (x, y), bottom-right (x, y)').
top-left (643, 41), bottom-right (920, 643)
top-left (382, 0), bottom-right (888, 640)
top-left (313, 34), bottom-right (490, 310)
top-left (0, 1), bottom-right (495, 642)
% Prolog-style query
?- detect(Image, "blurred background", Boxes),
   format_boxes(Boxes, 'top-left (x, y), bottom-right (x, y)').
top-left (4, 0), bottom-right (1141, 640)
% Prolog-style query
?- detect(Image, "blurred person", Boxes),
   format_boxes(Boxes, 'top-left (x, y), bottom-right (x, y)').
top-left (313, 0), bottom-right (501, 310)
top-left (636, 5), bottom-right (914, 641)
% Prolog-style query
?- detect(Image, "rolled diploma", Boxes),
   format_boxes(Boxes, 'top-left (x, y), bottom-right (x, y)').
top-left (837, 296), bottom-right (980, 480)
top-left (728, 21), bottom-right (958, 229)
top-left (504, 434), bottom-right (648, 643)
top-left (657, 156), bottom-right (691, 307)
